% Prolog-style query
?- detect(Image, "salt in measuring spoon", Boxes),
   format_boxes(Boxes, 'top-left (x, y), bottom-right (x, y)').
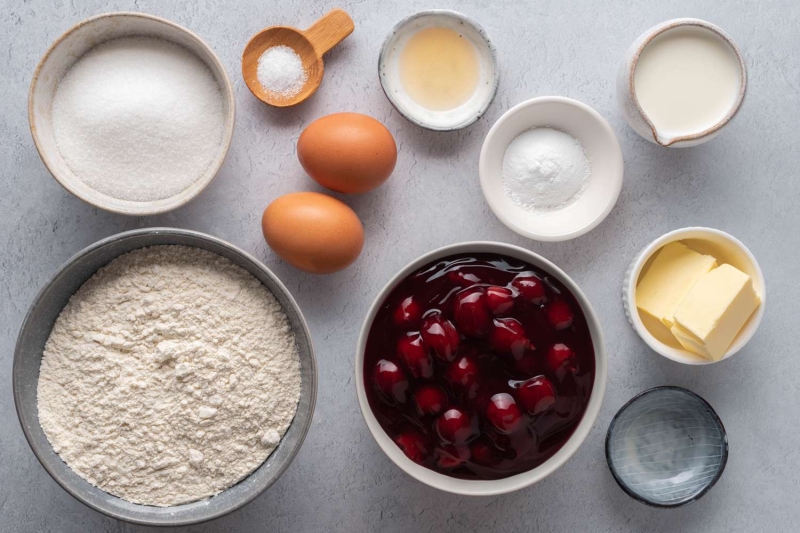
top-left (242, 9), bottom-right (354, 107)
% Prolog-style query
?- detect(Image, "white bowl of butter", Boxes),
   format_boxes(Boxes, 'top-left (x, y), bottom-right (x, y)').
top-left (624, 227), bottom-right (765, 365)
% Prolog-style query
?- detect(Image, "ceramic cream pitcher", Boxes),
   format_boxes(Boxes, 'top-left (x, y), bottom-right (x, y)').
top-left (617, 18), bottom-right (747, 148)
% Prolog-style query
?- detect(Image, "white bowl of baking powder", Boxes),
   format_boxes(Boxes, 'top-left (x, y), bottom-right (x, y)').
top-left (479, 96), bottom-right (624, 241)
top-left (29, 12), bottom-right (235, 216)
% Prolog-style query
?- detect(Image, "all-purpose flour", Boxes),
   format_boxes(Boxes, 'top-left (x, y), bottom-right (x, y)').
top-left (37, 246), bottom-right (301, 507)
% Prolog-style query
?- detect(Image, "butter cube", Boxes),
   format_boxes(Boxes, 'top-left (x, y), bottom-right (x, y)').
top-left (670, 264), bottom-right (761, 361)
top-left (636, 242), bottom-right (718, 328)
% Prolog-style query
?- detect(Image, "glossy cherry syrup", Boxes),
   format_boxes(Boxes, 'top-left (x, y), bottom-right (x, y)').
top-left (364, 253), bottom-right (595, 479)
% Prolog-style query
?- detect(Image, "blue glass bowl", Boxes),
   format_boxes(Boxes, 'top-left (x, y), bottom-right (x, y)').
top-left (605, 386), bottom-right (728, 507)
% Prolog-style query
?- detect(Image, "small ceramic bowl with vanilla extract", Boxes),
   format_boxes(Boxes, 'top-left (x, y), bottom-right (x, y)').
top-left (378, 10), bottom-right (499, 131)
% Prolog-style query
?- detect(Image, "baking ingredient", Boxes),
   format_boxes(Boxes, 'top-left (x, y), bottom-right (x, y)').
top-left (51, 37), bottom-right (225, 202)
top-left (37, 246), bottom-right (301, 506)
top-left (670, 264), bottom-right (761, 361)
top-left (261, 192), bottom-right (364, 274)
top-left (502, 128), bottom-right (591, 211)
top-left (373, 360), bottom-right (409, 404)
top-left (256, 45), bottom-right (308, 98)
top-left (363, 253), bottom-right (595, 479)
top-left (636, 240), bottom-right (762, 360)
top-left (634, 25), bottom-right (742, 138)
top-left (397, 333), bottom-right (433, 379)
top-left (399, 26), bottom-right (480, 111)
top-left (413, 385), bottom-right (448, 416)
top-left (636, 242), bottom-right (718, 328)
top-left (393, 296), bottom-right (423, 328)
top-left (297, 113), bottom-right (397, 194)
top-left (516, 376), bottom-right (556, 415)
top-left (485, 286), bottom-right (514, 315)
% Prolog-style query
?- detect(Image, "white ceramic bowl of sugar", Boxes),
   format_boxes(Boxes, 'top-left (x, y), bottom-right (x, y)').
top-left (479, 97), bottom-right (624, 241)
top-left (29, 12), bottom-right (235, 216)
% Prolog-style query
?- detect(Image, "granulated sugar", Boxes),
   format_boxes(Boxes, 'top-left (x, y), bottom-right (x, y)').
top-left (37, 246), bottom-right (301, 507)
top-left (256, 45), bottom-right (308, 98)
top-left (51, 37), bottom-right (225, 202)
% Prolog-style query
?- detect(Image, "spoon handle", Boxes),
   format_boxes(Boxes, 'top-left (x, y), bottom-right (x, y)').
top-left (304, 8), bottom-right (354, 56)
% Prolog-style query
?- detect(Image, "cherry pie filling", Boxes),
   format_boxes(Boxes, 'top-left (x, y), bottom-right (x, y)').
top-left (364, 253), bottom-right (595, 479)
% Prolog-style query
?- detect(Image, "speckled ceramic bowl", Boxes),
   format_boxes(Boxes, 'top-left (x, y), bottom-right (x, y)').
top-left (29, 12), bottom-right (236, 215)
top-left (378, 10), bottom-right (499, 131)
top-left (606, 387), bottom-right (728, 507)
top-left (13, 228), bottom-right (316, 526)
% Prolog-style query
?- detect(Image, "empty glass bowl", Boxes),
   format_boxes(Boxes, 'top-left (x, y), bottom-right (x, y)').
top-left (605, 386), bottom-right (728, 507)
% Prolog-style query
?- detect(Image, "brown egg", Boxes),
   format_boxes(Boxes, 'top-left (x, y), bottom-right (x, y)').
top-left (297, 112), bottom-right (397, 194)
top-left (261, 192), bottom-right (364, 274)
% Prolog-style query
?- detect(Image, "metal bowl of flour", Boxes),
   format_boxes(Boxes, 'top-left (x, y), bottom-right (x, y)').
top-left (13, 228), bottom-right (317, 526)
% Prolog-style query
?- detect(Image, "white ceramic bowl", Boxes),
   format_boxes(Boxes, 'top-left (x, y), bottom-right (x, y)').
top-left (623, 227), bottom-right (765, 365)
top-left (29, 12), bottom-right (236, 216)
top-left (479, 97), bottom-right (624, 241)
top-left (355, 241), bottom-right (607, 495)
top-left (378, 10), bottom-right (499, 131)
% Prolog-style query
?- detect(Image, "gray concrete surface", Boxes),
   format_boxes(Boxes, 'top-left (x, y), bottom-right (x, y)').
top-left (1, 0), bottom-right (797, 531)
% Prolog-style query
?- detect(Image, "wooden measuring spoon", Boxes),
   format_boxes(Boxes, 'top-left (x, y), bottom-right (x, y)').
top-left (242, 9), bottom-right (354, 107)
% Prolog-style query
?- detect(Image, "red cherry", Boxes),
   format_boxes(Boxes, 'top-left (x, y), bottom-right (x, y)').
top-left (434, 407), bottom-right (478, 444)
top-left (489, 318), bottom-right (531, 359)
top-left (421, 313), bottom-right (460, 362)
top-left (546, 343), bottom-right (577, 378)
top-left (373, 359), bottom-right (409, 404)
top-left (547, 343), bottom-right (576, 371)
top-left (546, 300), bottom-right (574, 330)
top-left (447, 269), bottom-right (481, 288)
top-left (470, 440), bottom-right (500, 466)
top-left (485, 286), bottom-right (515, 316)
top-left (511, 272), bottom-right (547, 305)
top-left (485, 393), bottom-right (524, 434)
top-left (516, 376), bottom-right (556, 415)
top-left (445, 356), bottom-right (481, 399)
top-left (394, 431), bottom-right (430, 463)
top-left (393, 296), bottom-right (422, 330)
top-left (396, 333), bottom-right (433, 379)
top-left (413, 385), bottom-right (448, 416)
top-left (453, 287), bottom-right (492, 338)
top-left (434, 445), bottom-right (471, 469)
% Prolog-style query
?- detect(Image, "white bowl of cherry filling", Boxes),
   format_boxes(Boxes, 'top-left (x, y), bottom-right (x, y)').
top-left (355, 241), bottom-right (607, 495)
